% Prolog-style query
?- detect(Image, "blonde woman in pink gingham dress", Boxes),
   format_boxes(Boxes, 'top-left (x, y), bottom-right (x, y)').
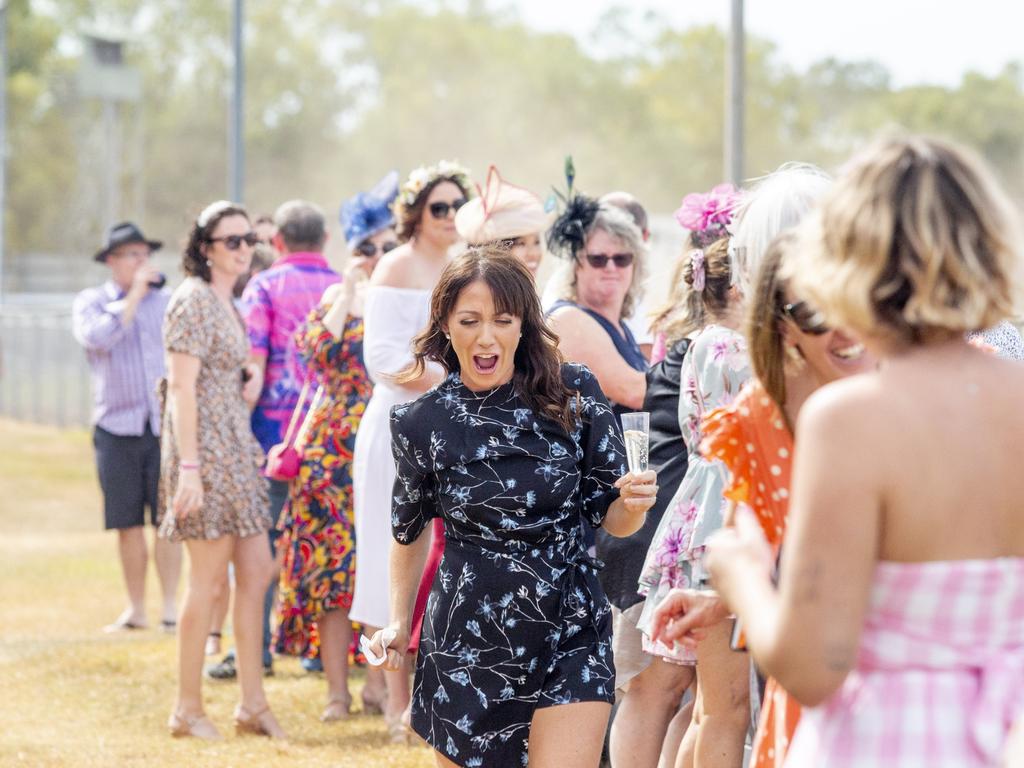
top-left (653, 136), bottom-right (1024, 767)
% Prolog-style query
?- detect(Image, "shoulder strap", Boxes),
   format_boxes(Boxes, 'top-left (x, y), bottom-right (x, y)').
top-left (281, 379), bottom-right (312, 445)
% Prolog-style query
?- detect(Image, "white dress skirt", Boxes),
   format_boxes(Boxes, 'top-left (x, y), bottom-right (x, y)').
top-left (350, 285), bottom-right (440, 628)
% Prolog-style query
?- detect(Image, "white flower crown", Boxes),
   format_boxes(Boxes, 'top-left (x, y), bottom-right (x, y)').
top-left (398, 160), bottom-right (472, 207)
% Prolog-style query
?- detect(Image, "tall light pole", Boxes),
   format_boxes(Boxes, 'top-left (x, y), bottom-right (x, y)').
top-left (0, 0), bottom-right (8, 300)
top-left (725, 0), bottom-right (745, 185)
top-left (228, 0), bottom-right (244, 202)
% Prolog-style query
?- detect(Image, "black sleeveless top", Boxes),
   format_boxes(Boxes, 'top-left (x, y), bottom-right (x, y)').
top-left (595, 337), bottom-right (692, 609)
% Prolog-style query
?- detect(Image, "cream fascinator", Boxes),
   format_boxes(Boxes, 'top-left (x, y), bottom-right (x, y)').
top-left (455, 166), bottom-right (553, 245)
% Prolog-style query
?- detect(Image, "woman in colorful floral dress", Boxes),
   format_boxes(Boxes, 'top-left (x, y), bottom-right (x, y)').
top-left (275, 177), bottom-right (397, 722)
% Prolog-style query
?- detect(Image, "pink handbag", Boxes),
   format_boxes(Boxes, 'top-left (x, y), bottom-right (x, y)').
top-left (265, 381), bottom-right (313, 481)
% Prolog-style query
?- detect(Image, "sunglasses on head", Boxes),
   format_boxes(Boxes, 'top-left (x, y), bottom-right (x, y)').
top-left (781, 300), bottom-right (829, 335)
top-left (355, 239), bottom-right (398, 258)
top-left (207, 231), bottom-right (258, 250)
top-left (428, 198), bottom-right (468, 219)
top-left (584, 252), bottom-right (634, 269)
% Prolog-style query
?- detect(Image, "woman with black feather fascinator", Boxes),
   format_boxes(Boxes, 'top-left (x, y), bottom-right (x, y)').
top-left (544, 157), bottom-right (649, 414)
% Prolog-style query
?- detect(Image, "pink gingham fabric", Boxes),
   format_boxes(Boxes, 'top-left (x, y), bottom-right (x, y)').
top-left (785, 558), bottom-right (1024, 767)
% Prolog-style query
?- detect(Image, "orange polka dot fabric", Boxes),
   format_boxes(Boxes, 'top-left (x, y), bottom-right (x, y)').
top-left (700, 380), bottom-right (793, 550)
top-left (699, 379), bottom-right (800, 768)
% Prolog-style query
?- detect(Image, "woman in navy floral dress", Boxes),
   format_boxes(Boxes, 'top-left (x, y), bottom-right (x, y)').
top-left (368, 250), bottom-right (658, 768)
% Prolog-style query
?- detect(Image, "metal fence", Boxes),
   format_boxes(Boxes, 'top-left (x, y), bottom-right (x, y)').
top-left (0, 301), bottom-right (93, 428)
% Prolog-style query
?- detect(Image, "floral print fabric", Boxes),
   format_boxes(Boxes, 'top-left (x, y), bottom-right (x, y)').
top-left (275, 308), bottom-right (372, 658)
top-left (390, 363), bottom-right (624, 767)
top-left (157, 277), bottom-right (270, 542)
top-left (636, 324), bottom-right (750, 662)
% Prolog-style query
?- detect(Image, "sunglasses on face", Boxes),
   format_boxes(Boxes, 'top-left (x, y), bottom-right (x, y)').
top-left (355, 239), bottom-right (398, 258)
top-left (781, 300), bottom-right (829, 335)
top-left (584, 252), bottom-right (634, 269)
top-left (428, 199), bottom-right (468, 220)
top-left (207, 231), bottom-right (258, 250)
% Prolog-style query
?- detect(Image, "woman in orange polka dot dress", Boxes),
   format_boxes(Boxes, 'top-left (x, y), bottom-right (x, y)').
top-left (700, 231), bottom-right (874, 767)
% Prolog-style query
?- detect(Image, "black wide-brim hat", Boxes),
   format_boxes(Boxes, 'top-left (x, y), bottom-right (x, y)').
top-left (94, 221), bottom-right (163, 262)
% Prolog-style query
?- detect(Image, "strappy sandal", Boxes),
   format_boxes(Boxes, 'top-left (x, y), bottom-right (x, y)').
top-left (361, 687), bottom-right (386, 716)
top-left (234, 704), bottom-right (287, 739)
top-left (384, 710), bottom-right (415, 745)
top-left (167, 711), bottom-right (222, 740)
top-left (320, 695), bottom-right (352, 722)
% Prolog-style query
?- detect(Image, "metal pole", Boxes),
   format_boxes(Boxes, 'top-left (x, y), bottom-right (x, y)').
top-left (0, 0), bottom-right (8, 301)
top-left (103, 98), bottom-right (121, 229)
top-left (725, 0), bottom-right (745, 185)
top-left (229, 0), bottom-right (244, 202)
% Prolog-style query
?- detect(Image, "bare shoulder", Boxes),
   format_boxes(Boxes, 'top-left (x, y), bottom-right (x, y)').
top-left (797, 373), bottom-right (886, 446)
top-left (370, 245), bottom-right (417, 289)
top-left (548, 304), bottom-right (601, 334)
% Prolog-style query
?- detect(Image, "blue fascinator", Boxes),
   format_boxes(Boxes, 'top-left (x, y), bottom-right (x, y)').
top-left (340, 171), bottom-right (400, 247)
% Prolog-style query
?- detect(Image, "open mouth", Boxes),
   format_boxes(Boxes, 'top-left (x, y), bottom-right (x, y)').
top-left (472, 354), bottom-right (498, 374)
top-left (830, 342), bottom-right (865, 361)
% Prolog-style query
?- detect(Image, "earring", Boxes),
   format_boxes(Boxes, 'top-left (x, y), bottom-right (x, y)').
top-left (444, 333), bottom-right (450, 340)
top-left (205, 259), bottom-right (213, 267)
top-left (784, 344), bottom-right (806, 373)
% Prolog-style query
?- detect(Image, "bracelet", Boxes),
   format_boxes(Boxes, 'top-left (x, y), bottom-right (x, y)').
top-left (180, 461), bottom-right (200, 471)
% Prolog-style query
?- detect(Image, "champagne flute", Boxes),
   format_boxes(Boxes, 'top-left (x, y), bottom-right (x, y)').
top-left (620, 411), bottom-right (650, 474)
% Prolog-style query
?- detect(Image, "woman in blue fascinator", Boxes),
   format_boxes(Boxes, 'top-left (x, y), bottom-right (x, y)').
top-left (273, 172), bottom-right (399, 722)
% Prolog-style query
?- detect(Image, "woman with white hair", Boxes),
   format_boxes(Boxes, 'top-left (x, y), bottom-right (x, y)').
top-left (728, 163), bottom-right (832, 297)
top-left (546, 195), bottom-right (649, 412)
top-left (455, 165), bottom-right (551, 278)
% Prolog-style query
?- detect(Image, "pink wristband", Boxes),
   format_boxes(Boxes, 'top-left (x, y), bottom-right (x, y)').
top-left (180, 461), bottom-right (200, 471)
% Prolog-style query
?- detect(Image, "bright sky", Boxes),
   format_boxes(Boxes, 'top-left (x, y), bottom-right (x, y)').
top-left (512, 0), bottom-right (1024, 87)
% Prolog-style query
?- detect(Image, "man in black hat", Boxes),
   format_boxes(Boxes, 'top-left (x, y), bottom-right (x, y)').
top-left (72, 221), bottom-right (182, 633)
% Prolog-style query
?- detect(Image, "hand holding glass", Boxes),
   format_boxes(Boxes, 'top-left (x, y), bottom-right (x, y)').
top-left (621, 411), bottom-right (650, 474)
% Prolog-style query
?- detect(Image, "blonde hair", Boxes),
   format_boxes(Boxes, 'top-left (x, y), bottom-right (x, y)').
top-left (788, 135), bottom-right (1023, 347)
top-left (566, 204), bottom-right (649, 319)
top-left (651, 238), bottom-right (732, 343)
top-left (745, 232), bottom-right (796, 416)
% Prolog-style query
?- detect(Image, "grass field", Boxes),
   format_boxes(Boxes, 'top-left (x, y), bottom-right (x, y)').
top-left (0, 419), bottom-right (434, 767)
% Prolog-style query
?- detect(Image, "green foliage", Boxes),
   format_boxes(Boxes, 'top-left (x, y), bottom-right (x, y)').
top-left (6, 1), bottom-right (1024, 268)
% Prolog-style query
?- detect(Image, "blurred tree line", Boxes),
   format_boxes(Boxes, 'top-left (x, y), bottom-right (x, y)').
top-left (8, 0), bottom-right (1024, 266)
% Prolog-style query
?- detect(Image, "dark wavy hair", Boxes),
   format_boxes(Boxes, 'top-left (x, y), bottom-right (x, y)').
top-left (394, 175), bottom-right (473, 243)
top-left (182, 201), bottom-right (249, 281)
top-left (397, 248), bottom-right (576, 433)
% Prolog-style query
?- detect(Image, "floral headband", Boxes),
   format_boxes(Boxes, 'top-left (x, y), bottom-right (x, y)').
top-left (396, 160), bottom-right (472, 208)
top-left (674, 183), bottom-right (742, 248)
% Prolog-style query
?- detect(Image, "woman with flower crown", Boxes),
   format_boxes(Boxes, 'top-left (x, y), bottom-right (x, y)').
top-left (350, 160), bottom-right (474, 742)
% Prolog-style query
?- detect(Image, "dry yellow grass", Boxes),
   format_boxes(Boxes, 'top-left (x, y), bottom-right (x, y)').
top-left (0, 418), bottom-right (434, 767)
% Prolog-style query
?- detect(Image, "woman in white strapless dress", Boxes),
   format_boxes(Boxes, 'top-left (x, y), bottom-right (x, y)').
top-left (350, 161), bottom-right (472, 740)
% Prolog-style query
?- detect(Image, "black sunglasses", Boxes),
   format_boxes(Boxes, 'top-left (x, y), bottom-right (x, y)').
top-left (584, 252), bottom-right (634, 269)
top-left (355, 239), bottom-right (398, 258)
top-left (781, 300), bottom-right (829, 335)
top-left (208, 231), bottom-right (258, 250)
top-left (428, 199), bottom-right (467, 219)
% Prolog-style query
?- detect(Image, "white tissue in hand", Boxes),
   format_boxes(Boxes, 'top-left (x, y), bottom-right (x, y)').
top-left (360, 628), bottom-right (396, 667)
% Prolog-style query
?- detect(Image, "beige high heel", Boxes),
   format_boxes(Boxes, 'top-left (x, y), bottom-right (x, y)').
top-left (167, 711), bottom-right (222, 740)
top-left (234, 704), bottom-right (287, 739)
